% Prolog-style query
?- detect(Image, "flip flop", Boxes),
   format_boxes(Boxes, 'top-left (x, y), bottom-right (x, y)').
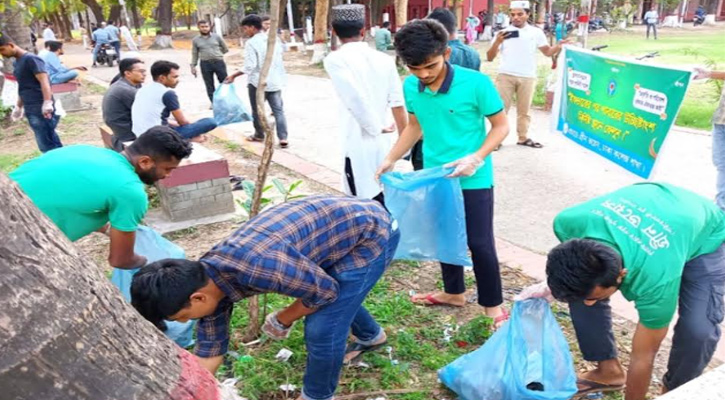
top-left (575, 378), bottom-right (624, 397)
top-left (517, 138), bottom-right (543, 148)
top-left (344, 340), bottom-right (388, 364)
top-left (246, 136), bottom-right (264, 142)
top-left (410, 293), bottom-right (464, 307)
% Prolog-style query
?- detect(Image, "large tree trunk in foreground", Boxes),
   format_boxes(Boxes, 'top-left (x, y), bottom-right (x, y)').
top-left (309, 0), bottom-right (329, 64)
top-left (151, 0), bottom-right (174, 49)
top-left (242, 0), bottom-right (286, 343)
top-left (0, 174), bottom-right (220, 399)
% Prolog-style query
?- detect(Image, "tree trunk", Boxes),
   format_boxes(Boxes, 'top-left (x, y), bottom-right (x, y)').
top-left (536, 0), bottom-right (546, 24)
top-left (0, 174), bottom-right (223, 399)
top-left (60, 5), bottom-right (75, 41)
top-left (108, 5), bottom-right (122, 25)
top-left (50, 13), bottom-right (65, 39)
top-left (151, 0), bottom-right (174, 49)
top-left (394, 0), bottom-right (408, 29)
top-left (130, 1), bottom-right (142, 34)
top-left (81, 0), bottom-right (104, 24)
top-left (310, 0), bottom-right (329, 64)
top-left (242, 0), bottom-right (286, 343)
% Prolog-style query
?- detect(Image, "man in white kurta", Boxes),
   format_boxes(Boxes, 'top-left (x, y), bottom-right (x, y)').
top-left (324, 4), bottom-right (407, 204)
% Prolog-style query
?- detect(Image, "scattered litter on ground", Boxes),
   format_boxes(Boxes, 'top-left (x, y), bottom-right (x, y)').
top-left (584, 392), bottom-right (604, 399)
top-left (279, 384), bottom-right (297, 392)
top-left (352, 361), bottom-right (370, 368)
top-left (275, 348), bottom-right (293, 362)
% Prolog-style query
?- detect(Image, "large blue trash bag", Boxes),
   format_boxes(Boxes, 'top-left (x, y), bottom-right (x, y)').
top-left (439, 299), bottom-right (578, 400)
top-left (213, 83), bottom-right (252, 126)
top-left (380, 166), bottom-right (471, 266)
top-left (110, 226), bottom-right (196, 348)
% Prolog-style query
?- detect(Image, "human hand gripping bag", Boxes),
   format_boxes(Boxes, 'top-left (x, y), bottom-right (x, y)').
top-left (380, 166), bottom-right (471, 266)
top-left (438, 299), bottom-right (578, 400)
top-left (110, 226), bottom-right (196, 348)
top-left (213, 83), bottom-right (252, 126)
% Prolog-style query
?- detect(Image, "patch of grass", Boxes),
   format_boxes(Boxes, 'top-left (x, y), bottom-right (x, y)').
top-left (12, 126), bottom-right (27, 136)
top-left (84, 82), bottom-right (108, 95)
top-left (225, 141), bottom-right (242, 152)
top-left (0, 151), bottom-right (40, 173)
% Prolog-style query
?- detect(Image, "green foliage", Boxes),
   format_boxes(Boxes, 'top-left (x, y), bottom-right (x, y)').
top-left (0, 99), bottom-right (12, 121)
top-left (0, 150), bottom-right (40, 173)
top-left (235, 178), bottom-right (305, 216)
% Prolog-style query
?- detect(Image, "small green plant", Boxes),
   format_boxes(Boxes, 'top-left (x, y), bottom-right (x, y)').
top-left (683, 48), bottom-right (723, 102)
top-left (0, 99), bottom-right (12, 121)
top-left (235, 178), bottom-right (305, 216)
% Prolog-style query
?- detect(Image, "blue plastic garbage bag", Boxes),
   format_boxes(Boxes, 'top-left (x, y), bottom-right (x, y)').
top-left (439, 299), bottom-right (578, 400)
top-left (213, 83), bottom-right (252, 126)
top-left (380, 166), bottom-right (471, 266)
top-left (110, 226), bottom-right (196, 348)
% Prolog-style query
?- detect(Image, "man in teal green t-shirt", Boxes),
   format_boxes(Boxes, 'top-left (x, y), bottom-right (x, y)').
top-left (376, 19), bottom-right (510, 327)
top-left (374, 21), bottom-right (392, 52)
top-left (10, 126), bottom-right (192, 269)
top-left (518, 183), bottom-right (725, 400)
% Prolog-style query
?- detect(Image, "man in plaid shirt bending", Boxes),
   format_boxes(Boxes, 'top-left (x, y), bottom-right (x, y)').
top-left (131, 195), bottom-right (399, 400)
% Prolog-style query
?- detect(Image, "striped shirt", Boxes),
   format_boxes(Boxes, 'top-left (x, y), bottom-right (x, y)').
top-left (194, 196), bottom-right (392, 357)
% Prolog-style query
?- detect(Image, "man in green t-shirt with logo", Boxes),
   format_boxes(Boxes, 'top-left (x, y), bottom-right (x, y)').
top-left (518, 183), bottom-right (725, 400)
top-left (10, 126), bottom-right (193, 270)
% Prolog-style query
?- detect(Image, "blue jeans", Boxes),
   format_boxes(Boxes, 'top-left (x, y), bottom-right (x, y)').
top-left (92, 42), bottom-right (105, 64)
top-left (301, 227), bottom-right (400, 400)
top-left (713, 124), bottom-right (725, 209)
top-left (26, 110), bottom-right (62, 152)
top-left (248, 84), bottom-right (288, 141)
top-left (50, 70), bottom-right (79, 84)
top-left (110, 40), bottom-right (121, 58)
top-left (171, 118), bottom-right (218, 140)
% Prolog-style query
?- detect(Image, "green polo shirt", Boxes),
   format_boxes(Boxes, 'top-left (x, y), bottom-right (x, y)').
top-left (10, 145), bottom-right (148, 241)
top-left (553, 183), bottom-right (725, 329)
top-left (404, 63), bottom-right (504, 189)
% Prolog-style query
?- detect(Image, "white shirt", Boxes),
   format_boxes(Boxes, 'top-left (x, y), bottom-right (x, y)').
top-left (243, 32), bottom-right (286, 92)
top-left (495, 24), bottom-right (548, 78)
top-left (132, 82), bottom-right (172, 136)
top-left (323, 41), bottom-right (404, 199)
top-left (43, 28), bottom-right (56, 41)
top-left (644, 11), bottom-right (659, 24)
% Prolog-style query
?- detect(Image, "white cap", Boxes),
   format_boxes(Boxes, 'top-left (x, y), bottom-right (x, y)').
top-left (510, 1), bottom-right (531, 9)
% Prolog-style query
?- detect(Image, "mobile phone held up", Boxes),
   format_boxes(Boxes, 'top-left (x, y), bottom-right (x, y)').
top-left (504, 30), bottom-right (520, 39)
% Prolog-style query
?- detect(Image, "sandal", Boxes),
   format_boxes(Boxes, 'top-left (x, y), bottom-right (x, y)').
top-left (410, 293), bottom-right (464, 307)
top-left (575, 378), bottom-right (624, 397)
top-left (344, 340), bottom-right (388, 364)
top-left (517, 138), bottom-right (543, 148)
top-left (246, 135), bottom-right (264, 142)
top-left (279, 140), bottom-right (289, 148)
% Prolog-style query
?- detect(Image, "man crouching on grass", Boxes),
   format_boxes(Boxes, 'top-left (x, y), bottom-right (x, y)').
top-left (131, 195), bottom-right (399, 400)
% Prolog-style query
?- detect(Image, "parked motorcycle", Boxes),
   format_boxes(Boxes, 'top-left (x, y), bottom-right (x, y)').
top-left (95, 43), bottom-right (118, 67)
top-left (693, 14), bottom-right (705, 26)
top-left (588, 16), bottom-right (609, 32)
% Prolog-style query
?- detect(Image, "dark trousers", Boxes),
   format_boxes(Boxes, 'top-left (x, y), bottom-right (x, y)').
top-left (411, 140), bottom-right (424, 171)
top-left (200, 59), bottom-right (228, 103)
top-left (441, 188), bottom-right (502, 307)
top-left (110, 40), bottom-right (121, 58)
top-left (248, 84), bottom-right (288, 141)
top-left (344, 157), bottom-right (385, 207)
top-left (646, 23), bottom-right (658, 39)
top-left (570, 244), bottom-right (725, 391)
top-left (26, 111), bottom-right (62, 153)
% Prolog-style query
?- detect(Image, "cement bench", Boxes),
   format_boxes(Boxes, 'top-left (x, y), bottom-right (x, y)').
top-left (51, 82), bottom-right (84, 112)
top-left (99, 124), bottom-right (115, 149)
top-left (156, 143), bottom-right (235, 222)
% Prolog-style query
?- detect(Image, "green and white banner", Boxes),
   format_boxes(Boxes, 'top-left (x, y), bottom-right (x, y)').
top-left (552, 47), bottom-right (691, 178)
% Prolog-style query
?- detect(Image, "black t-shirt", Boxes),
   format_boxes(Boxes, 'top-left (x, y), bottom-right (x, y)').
top-left (160, 90), bottom-right (180, 125)
top-left (14, 53), bottom-right (49, 112)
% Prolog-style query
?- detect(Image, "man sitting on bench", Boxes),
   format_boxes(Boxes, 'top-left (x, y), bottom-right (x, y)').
top-left (132, 60), bottom-right (217, 142)
top-left (41, 41), bottom-right (87, 84)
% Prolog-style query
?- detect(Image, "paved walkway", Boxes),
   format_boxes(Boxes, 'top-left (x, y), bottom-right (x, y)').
top-left (73, 43), bottom-right (723, 361)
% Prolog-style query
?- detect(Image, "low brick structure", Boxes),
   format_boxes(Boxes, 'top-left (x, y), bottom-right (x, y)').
top-left (156, 143), bottom-right (235, 221)
top-left (51, 82), bottom-right (83, 112)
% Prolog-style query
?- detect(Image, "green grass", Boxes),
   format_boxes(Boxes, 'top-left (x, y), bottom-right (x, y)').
top-left (0, 151), bottom-right (40, 173)
top-left (222, 261), bottom-right (487, 399)
top-left (85, 82), bottom-right (109, 95)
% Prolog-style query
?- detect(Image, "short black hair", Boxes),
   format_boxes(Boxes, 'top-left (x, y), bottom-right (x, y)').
top-left (119, 57), bottom-right (143, 76)
top-left (131, 259), bottom-right (209, 330)
top-left (382, 21), bottom-right (390, 28)
top-left (46, 40), bottom-right (63, 52)
top-left (241, 14), bottom-right (263, 30)
top-left (126, 125), bottom-right (193, 162)
top-left (332, 19), bottom-right (364, 39)
top-left (394, 19), bottom-right (449, 66)
top-left (427, 7), bottom-right (457, 35)
top-left (198, 20), bottom-right (209, 25)
top-left (150, 60), bottom-right (180, 81)
top-left (0, 31), bottom-right (14, 46)
top-left (261, 15), bottom-right (271, 22)
top-left (546, 239), bottom-right (623, 303)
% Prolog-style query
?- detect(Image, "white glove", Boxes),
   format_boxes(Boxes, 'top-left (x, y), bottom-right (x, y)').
top-left (514, 281), bottom-right (555, 302)
top-left (692, 67), bottom-right (711, 80)
top-left (11, 106), bottom-right (24, 122)
top-left (42, 100), bottom-right (54, 117)
top-left (444, 153), bottom-right (484, 178)
top-left (261, 311), bottom-right (293, 341)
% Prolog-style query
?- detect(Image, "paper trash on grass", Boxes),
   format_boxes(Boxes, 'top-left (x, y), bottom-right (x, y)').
top-left (279, 384), bottom-right (297, 392)
top-left (219, 378), bottom-right (248, 400)
top-left (275, 348), bottom-right (293, 362)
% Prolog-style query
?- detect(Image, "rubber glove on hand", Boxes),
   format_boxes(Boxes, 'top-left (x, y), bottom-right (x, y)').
top-left (261, 311), bottom-right (293, 341)
top-left (11, 106), bottom-right (24, 122)
top-left (444, 153), bottom-right (484, 178)
top-left (42, 100), bottom-right (54, 118)
top-left (514, 281), bottom-right (555, 302)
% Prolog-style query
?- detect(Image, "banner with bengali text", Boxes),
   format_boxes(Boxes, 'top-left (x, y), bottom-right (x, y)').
top-left (552, 47), bottom-right (691, 179)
